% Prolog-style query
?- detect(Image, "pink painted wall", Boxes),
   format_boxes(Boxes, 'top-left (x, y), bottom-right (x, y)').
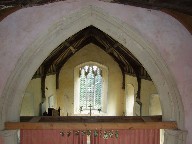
top-left (0, 0), bottom-right (192, 143)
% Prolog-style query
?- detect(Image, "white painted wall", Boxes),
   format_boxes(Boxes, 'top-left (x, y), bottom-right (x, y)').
top-left (20, 78), bottom-right (41, 116)
top-left (20, 92), bottom-right (34, 116)
top-left (125, 75), bottom-right (158, 116)
top-left (141, 79), bottom-right (158, 115)
top-left (20, 75), bottom-right (57, 116)
top-left (45, 75), bottom-right (57, 111)
top-left (149, 94), bottom-right (162, 116)
top-left (125, 84), bottom-right (135, 116)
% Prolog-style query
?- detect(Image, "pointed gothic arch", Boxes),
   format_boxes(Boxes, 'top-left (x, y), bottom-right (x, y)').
top-left (0, 4), bottom-right (185, 144)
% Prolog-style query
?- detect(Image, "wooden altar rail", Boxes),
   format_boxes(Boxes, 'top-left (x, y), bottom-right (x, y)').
top-left (5, 121), bottom-right (177, 130)
top-left (5, 116), bottom-right (178, 130)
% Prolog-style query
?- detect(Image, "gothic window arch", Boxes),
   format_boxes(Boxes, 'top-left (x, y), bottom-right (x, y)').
top-left (74, 62), bottom-right (108, 115)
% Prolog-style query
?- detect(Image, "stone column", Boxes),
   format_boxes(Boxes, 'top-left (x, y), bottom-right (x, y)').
top-left (164, 129), bottom-right (187, 144)
top-left (0, 130), bottom-right (18, 144)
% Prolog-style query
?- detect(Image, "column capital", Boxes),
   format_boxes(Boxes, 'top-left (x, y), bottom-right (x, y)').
top-left (164, 129), bottom-right (187, 144)
top-left (0, 130), bottom-right (18, 144)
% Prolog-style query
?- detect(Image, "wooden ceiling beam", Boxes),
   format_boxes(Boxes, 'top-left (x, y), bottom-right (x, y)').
top-left (1, 0), bottom-right (191, 15)
top-left (96, 29), bottom-right (141, 69)
top-left (43, 42), bottom-right (68, 66)
top-left (112, 0), bottom-right (192, 16)
top-left (90, 31), bottom-right (140, 71)
top-left (33, 26), bottom-right (151, 81)
top-left (69, 46), bottom-right (77, 54)
top-left (90, 38), bottom-right (126, 70)
top-left (56, 37), bottom-right (92, 71)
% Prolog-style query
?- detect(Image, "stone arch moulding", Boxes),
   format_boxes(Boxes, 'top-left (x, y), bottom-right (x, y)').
top-left (0, 4), bottom-right (185, 143)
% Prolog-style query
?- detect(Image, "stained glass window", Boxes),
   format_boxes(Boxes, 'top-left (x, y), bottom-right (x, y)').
top-left (79, 65), bottom-right (102, 110)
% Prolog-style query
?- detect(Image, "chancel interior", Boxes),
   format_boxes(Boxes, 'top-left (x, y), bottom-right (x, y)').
top-left (20, 26), bottom-right (161, 117)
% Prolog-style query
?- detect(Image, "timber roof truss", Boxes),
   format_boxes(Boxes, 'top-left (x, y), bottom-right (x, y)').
top-left (33, 26), bottom-right (151, 83)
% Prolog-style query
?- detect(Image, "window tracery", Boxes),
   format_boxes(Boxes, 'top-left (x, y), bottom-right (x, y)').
top-left (79, 65), bottom-right (102, 110)
top-left (74, 62), bottom-right (108, 115)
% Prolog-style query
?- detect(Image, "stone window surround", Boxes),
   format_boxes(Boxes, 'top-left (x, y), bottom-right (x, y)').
top-left (74, 61), bottom-right (108, 115)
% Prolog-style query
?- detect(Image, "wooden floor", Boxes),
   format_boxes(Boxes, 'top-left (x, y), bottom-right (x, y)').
top-left (5, 116), bottom-right (177, 130)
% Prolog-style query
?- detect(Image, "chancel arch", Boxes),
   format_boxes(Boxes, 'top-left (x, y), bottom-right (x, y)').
top-left (0, 3), bottom-right (186, 144)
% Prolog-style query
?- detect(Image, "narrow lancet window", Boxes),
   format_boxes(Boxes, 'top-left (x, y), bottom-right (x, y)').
top-left (79, 65), bottom-right (102, 110)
